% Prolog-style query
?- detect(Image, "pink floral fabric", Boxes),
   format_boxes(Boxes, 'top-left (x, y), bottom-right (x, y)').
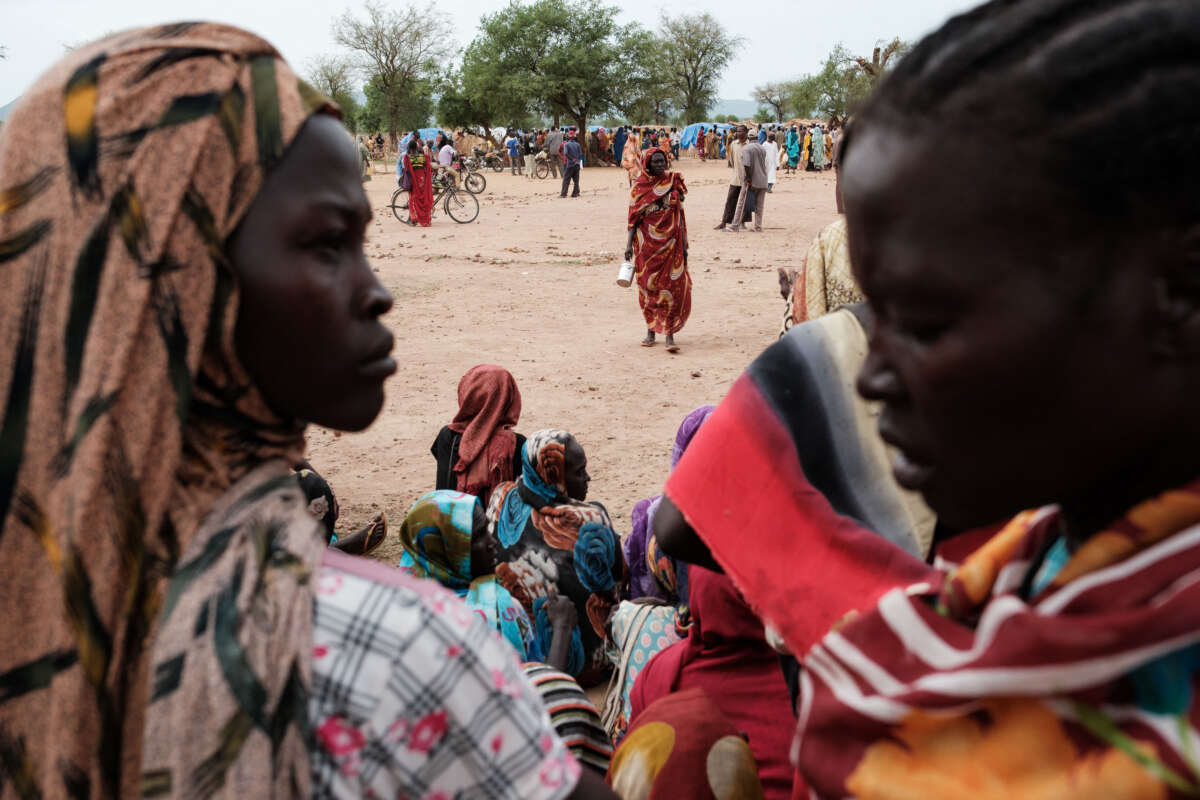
top-left (309, 549), bottom-right (581, 799)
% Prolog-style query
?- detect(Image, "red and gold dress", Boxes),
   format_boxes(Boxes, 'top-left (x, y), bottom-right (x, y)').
top-left (628, 149), bottom-right (691, 335)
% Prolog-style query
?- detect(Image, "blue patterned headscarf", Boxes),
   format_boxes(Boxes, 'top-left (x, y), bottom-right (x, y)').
top-left (495, 429), bottom-right (573, 547)
top-left (398, 490), bottom-right (480, 592)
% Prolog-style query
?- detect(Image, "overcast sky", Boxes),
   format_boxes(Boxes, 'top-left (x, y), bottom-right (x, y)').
top-left (1, 0), bottom-right (981, 108)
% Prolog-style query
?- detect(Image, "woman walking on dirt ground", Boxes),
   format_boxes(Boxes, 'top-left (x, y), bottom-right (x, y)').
top-left (624, 148), bottom-right (691, 352)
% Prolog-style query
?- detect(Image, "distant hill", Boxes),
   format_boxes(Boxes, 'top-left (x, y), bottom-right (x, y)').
top-left (710, 98), bottom-right (757, 119)
top-left (0, 97), bottom-right (17, 122)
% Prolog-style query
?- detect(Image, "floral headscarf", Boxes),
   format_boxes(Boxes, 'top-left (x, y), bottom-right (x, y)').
top-left (521, 429), bottom-right (573, 504)
top-left (398, 490), bottom-right (481, 593)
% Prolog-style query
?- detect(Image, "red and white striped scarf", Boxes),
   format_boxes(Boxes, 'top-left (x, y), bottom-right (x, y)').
top-left (796, 481), bottom-right (1200, 799)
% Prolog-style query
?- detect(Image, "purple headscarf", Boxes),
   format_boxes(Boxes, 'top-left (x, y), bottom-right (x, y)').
top-left (625, 406), bottom-right (716, 602)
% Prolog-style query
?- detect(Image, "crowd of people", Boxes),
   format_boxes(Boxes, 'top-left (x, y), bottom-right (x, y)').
top-left (6, 1), bottom-right (1200, 799)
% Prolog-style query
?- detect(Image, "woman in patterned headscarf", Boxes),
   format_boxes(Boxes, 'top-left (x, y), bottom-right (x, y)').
top-left (488, 430), bottom-right (626, 687)
top-left (398, 490), bottom-right (542, 661)
top-left (0, 24), bottom-right (609, 800)
top-left (624, 148), bottom-right (691, 352)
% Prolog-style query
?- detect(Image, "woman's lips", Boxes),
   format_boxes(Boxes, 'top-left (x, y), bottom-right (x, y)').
top-left (891, 448), bottom-right (935, 491)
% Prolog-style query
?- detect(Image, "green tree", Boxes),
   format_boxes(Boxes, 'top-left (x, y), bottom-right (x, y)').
top-left (307, 54), bottom-right (360, 123)
top-left (614, 30), bottom-right (675, 124)
top-left (785, 75), bottom-right (822, 119)
top-left (359, 73), bottom-right (434, 134)
top-left (333, 1), bottom-right (453, 143)
top-left (805, 44), bottom-right (873, 126)
top-left (660, 12), bottom-right (743, 122)
top-left (437, 71), bottom-right (500, 133)
top-left (754, 106), bottom-right (774, 124)
top-left (464, 0), bottom-right (643, 139)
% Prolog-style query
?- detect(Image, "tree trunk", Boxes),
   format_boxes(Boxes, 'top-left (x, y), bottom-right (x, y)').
top-left (575, 114), bottom-right (587, 165)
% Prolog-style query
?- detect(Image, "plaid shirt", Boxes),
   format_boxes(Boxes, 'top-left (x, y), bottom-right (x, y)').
top-left (310, 550), bottom-right (581, 799)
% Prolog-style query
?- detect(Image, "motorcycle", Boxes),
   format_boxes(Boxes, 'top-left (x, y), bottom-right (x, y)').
top-left (472, 146), bottom-right (506, 173)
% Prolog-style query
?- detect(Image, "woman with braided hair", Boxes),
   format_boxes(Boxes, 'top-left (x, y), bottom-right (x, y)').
top-left (655, 1), bottom-right (1200, 797)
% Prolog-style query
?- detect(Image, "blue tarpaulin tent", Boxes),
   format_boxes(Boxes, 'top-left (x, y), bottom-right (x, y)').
top-left (680, 122), bottom-right (731, 150)
top-left (399, 128), bottom-right (446, 151)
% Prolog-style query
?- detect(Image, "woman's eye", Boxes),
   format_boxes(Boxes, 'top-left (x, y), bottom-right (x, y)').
top-left (309, 233), bottom-right (346, 260)
top-left (899, 318), bottom-right (950, 344)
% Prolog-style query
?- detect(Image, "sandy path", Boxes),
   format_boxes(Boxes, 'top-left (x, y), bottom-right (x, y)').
top-left (310, 157), bottom-right (840, 565)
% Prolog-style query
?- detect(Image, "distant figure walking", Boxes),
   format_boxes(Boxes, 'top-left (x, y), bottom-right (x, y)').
top-left (622, 129), bottom-right (642, 186)
top-left (561, 130), bottom-right (583, 198)
top-left (545, 126), bottom-right (563, 178)
top-left (624, 148), bottom-right (691, 352)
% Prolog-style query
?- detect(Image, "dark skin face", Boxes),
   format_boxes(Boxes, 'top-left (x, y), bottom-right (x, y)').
top-left (647, 151), bottom-right (667, 177)
top-left (846, 126), bottom-right (1200, 543)
top-left (564, 436), bottom-right (591, 502)
top-left (229, 115), bottom-right (394, 431)
top-left (469, 503), bottom-right (498, 578)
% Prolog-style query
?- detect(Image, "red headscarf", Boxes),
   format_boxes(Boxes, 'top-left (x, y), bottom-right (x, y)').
top-left (447, 365), bottom-right (521, 501)
top-left (627, 148), bottom-right (683, 229)
top-left (630, 567), bottom-right (796, 799)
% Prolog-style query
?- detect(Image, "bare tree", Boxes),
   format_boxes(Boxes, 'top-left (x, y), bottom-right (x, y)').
top-left (660, 12), bottom-right (743, 122)
top-left (753, 82), bottom-right (790, 123)
top-left (307, 53), bottom-right (356, 100)
top-left (847, 38), bottom-right (910, 84)
top-left (333, 1), bottom-right (454, 141)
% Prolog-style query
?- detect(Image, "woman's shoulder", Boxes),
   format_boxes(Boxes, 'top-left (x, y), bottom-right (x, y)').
top-left (432, 425), bottom-right (458, 449)
top-left (311, 550), bottom-right (581, 798)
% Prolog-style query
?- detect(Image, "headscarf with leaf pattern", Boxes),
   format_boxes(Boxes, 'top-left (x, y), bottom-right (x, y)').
top-left (0, 23), bottom-right (336, 799)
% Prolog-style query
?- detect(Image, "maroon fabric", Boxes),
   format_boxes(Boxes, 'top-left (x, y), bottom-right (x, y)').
top-left (447, 365), bottom-right (521, 501)
top-left (630, 567), bottom-right (795, 799)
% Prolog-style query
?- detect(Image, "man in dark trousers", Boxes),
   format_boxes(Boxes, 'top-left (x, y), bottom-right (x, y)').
top-left (715, 124), bottom-right (753, 229)
top-left (544, 126), bottom-right (563, 179)
top-left (561, 130), bottom-right (583, 198)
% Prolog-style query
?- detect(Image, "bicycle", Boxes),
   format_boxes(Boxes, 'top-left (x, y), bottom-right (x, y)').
top-left (452, 154), bottom-right (487, 194)
top-left (533, 151), bottom-right (551, 179)
top-left (389, 174), bottom-right (479, 224)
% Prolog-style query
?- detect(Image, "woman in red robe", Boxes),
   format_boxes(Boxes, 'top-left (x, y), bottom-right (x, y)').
top-left (623, 148), bottom-right (691, 352)
top-left (403, 139), bottom-right (433, 227)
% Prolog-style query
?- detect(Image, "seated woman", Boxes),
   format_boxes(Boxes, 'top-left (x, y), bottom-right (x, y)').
top-left (608, 688), bottom-right (765, 800)
top-left (400, 489), bottom-right (584, 667)
top-left (662, 2), bottom-right (1200, 797)
top-left (296, 464), bottom-right (387, 554)
top-left (600, 407), bottom-right (714, 739)
top-left (625, 406), bottom-right (715, 604)
top-left (431, 364), bottom-right (524, 507)
top-left (0, 25), bottom-right (614, 800)
top-left (629, 567), bottom-right (795, 799)
top-left (524, 663), bottom-right (615, 777)
top-left (489, 430), bottom-right (626, 687)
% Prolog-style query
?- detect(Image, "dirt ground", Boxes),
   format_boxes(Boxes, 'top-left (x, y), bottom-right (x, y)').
top-left (310, 156), bottom-right (840, 565)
